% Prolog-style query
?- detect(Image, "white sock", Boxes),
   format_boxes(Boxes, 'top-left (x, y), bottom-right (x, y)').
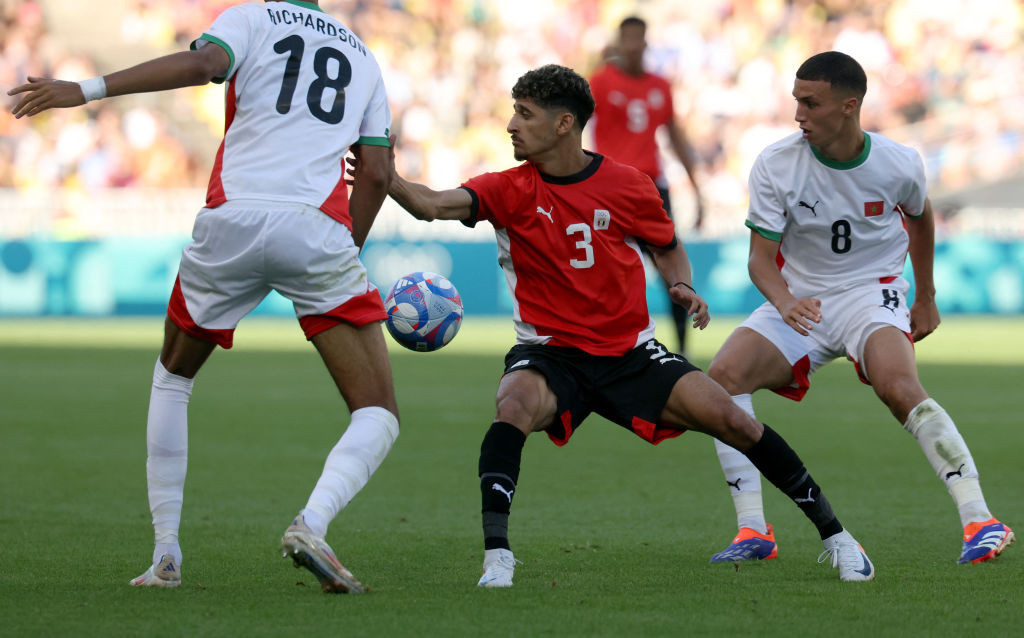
top-left (903, 398), bottom-right (991, 527)
top-left (302, 407), bottom-right (399, 537)
top-left (714, 394), bottom-right (767, 534)
top-left (146, 360), bottom-right (191, 567)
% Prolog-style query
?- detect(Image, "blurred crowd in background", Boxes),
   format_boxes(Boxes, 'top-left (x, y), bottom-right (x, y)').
top-left (2, 0), bottom-right (1023, 236)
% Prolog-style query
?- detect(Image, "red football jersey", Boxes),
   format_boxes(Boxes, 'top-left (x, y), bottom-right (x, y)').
top-left (461, 153), bottom-right (676, 356)
top-left (589, 64), bottom-right (675, 181)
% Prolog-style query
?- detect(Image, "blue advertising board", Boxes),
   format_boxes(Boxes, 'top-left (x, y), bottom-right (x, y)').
top-left (1, 237), bottom-right (1022, 316)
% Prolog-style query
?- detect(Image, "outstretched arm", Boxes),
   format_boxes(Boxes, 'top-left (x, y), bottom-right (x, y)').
top-left (648, 240), bottom-right (710, 329)
top-left (905, 197), bottom-right (940, 341)
top-left (665, 119), bottom-right (704, 229)
top-left (389, 172), bottom-right (474, 222)
top-left (748, 230), bottom-right (822, 336)
top-left (9, 44), bottom-right (230, 118)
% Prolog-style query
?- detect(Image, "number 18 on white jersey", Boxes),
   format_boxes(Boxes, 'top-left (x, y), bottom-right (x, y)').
top-left (191, 1), bottom-right (391, 228)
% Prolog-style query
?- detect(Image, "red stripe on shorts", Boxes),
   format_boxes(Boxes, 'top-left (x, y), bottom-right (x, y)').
top-left (771, 354), bottom-right (811, 401)
top-left (630, 416), bottom-right (686, 445)
top-left (167, 276), bottom-right (235, 349)
top-left (298, 287), bottom-right (387, 339)
top-left (545, 410), bottom-right (574, 447)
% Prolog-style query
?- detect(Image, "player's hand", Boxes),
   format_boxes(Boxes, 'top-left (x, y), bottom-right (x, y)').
top-left (909, 297), bottom-right (940, 342)
top-left (669, 284), bottom-right (710, 330)
top-left (8, 77), bottom-right (86, 118)
top-left (778, 297), bottom-right (821, 336)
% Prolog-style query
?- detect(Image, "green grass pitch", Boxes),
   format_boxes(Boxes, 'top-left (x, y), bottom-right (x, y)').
top-left (0, 316), bottom-right (1021, 636)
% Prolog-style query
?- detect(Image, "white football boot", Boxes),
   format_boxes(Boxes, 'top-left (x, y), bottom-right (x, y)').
top-left (477, 548), bottom-right (519, 588)
top-left (818, 529), bottom-right (875, 581)
top-left (281, 515), bottom-right (364, 594)
top-left (129, 554), bottom-right (181, 588)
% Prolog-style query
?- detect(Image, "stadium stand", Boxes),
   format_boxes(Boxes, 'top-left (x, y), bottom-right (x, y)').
top-left (2, 0), bottom-right (1023, 238)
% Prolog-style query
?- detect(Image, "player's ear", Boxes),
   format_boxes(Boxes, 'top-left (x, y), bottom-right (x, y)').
top-left (841, 95), bottom-right (860, 117)
top-left (555, 111), bottom-right (576, 136)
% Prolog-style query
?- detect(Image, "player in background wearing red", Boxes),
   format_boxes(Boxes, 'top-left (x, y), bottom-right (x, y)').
top-left (385, 64), bottom-right (876, 586)
top-left (706, 51), bottom-right (1013, 566)
top-left (589, 16), bottom-right (704, 355)
top-left (10, 0), bottom-right (399, 594)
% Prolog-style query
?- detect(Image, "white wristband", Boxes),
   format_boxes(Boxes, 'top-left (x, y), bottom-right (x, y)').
top-left (78, 76), bottom-right (107, 102)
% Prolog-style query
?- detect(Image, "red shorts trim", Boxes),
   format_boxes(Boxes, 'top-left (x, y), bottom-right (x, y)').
top-left (167, 276), bottom-right (235, 349)
top-left (630, 416), bottom-right (686, 445)
top-left (298, 287), bottom-right (387, 340)
top-left (546, 410), bottom-right (574, 447)
top-left (546, 412), bottom-right (686, 446)
top-left (770, 354), bottom-right (811, 402)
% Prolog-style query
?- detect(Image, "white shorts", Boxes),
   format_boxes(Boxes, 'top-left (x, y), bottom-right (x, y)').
top-left (740, 278), bottom-right (913, 400)
top-left (168, 201), bottom-right (386, 348)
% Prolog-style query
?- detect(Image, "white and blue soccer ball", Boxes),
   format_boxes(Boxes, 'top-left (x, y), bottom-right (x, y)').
top-left (384, 271), bottom-right (463, 352)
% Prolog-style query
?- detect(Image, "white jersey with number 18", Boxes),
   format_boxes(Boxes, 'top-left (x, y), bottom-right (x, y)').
top-left (191, 0), bottom-right (391, 230)
top-left (746, 131), bottom-right (927, 298)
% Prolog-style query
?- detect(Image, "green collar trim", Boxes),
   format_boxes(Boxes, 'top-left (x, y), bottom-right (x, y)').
top-left (810, 132), bottom-right (871, 170)
top-left (282, 0), bottom-right (323, 13)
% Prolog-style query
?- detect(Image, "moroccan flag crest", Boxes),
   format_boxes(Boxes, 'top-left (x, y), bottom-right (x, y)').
top-left (864, 201), bottom-right (884, 217)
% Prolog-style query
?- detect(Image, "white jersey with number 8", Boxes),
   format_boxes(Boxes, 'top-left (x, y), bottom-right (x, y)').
top-left (746, 131), bottom-right (926, 298)
top-left (191, 0), bottom-right (391, 230)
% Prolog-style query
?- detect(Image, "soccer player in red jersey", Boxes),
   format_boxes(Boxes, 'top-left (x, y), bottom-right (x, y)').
top-left (387, 64), bottom-right (875, 585)
top-left (590, 16), bottom-right (704, 354)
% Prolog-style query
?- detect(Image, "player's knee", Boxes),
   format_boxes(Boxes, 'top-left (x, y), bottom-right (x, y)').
top-left (874, 376), bottom-right (926, 418)
top-left (707, 358), bottom-right (743, 395)
top-left (699, 400), bottom-right (760, 449)
top-left (494, 394), bottom-right (543, 433)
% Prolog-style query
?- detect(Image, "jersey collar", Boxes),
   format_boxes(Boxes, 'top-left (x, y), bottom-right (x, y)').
top-left (283, 0), bottom-right (324, 12)
top-left (536, 151), bottom-right (603, 185)
top-left (810, 132), bottom-right (871, 170)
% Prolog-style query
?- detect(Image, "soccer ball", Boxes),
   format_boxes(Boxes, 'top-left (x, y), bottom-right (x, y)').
top-left (384, 272), bottom-right (463, 352)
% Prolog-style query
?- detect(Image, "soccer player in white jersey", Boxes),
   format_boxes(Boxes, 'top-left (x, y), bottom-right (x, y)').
top-left (381, 64), bottom-right (876, 586)
top-left (706, 51), bottom-right (1013, 566)
top-left (10, 0), bottom-right (399, 593)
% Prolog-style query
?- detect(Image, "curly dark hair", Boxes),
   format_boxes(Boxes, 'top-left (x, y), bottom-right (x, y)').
top-left (796, 51), bottom-right (867, 100)
top-left (511, 64), bottom-right (595, 131)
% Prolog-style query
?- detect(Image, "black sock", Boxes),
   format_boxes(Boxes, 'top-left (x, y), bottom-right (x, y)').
top-left (743, 424), bottom-right (843, 540)
top-left (479, 421), bottom-right (527, 550)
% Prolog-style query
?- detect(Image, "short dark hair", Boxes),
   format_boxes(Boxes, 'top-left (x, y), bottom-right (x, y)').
top-left (796, 51), bottom-right (867, 100)
top-left (511, 64), bottom-right (596, 130)
top-left (619, 16), bottom-right (646, 32)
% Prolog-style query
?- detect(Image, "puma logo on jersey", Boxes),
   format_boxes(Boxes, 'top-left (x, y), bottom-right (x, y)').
top-left (793, 488), bottom-right (815, 504)
top-left (491, 483), bottom-right (514, 502)
top-left (727, 478), bottom-right (743, 491)
top-left (536, 206), bottom-right (553, 223)
top-left (798, 200), bottom-right (820, 216)
top-left (945, 464), bottom-right (965, 480)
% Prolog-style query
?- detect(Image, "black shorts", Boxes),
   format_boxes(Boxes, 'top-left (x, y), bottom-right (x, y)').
top-left (503, 339), bottom-right (701, 446)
